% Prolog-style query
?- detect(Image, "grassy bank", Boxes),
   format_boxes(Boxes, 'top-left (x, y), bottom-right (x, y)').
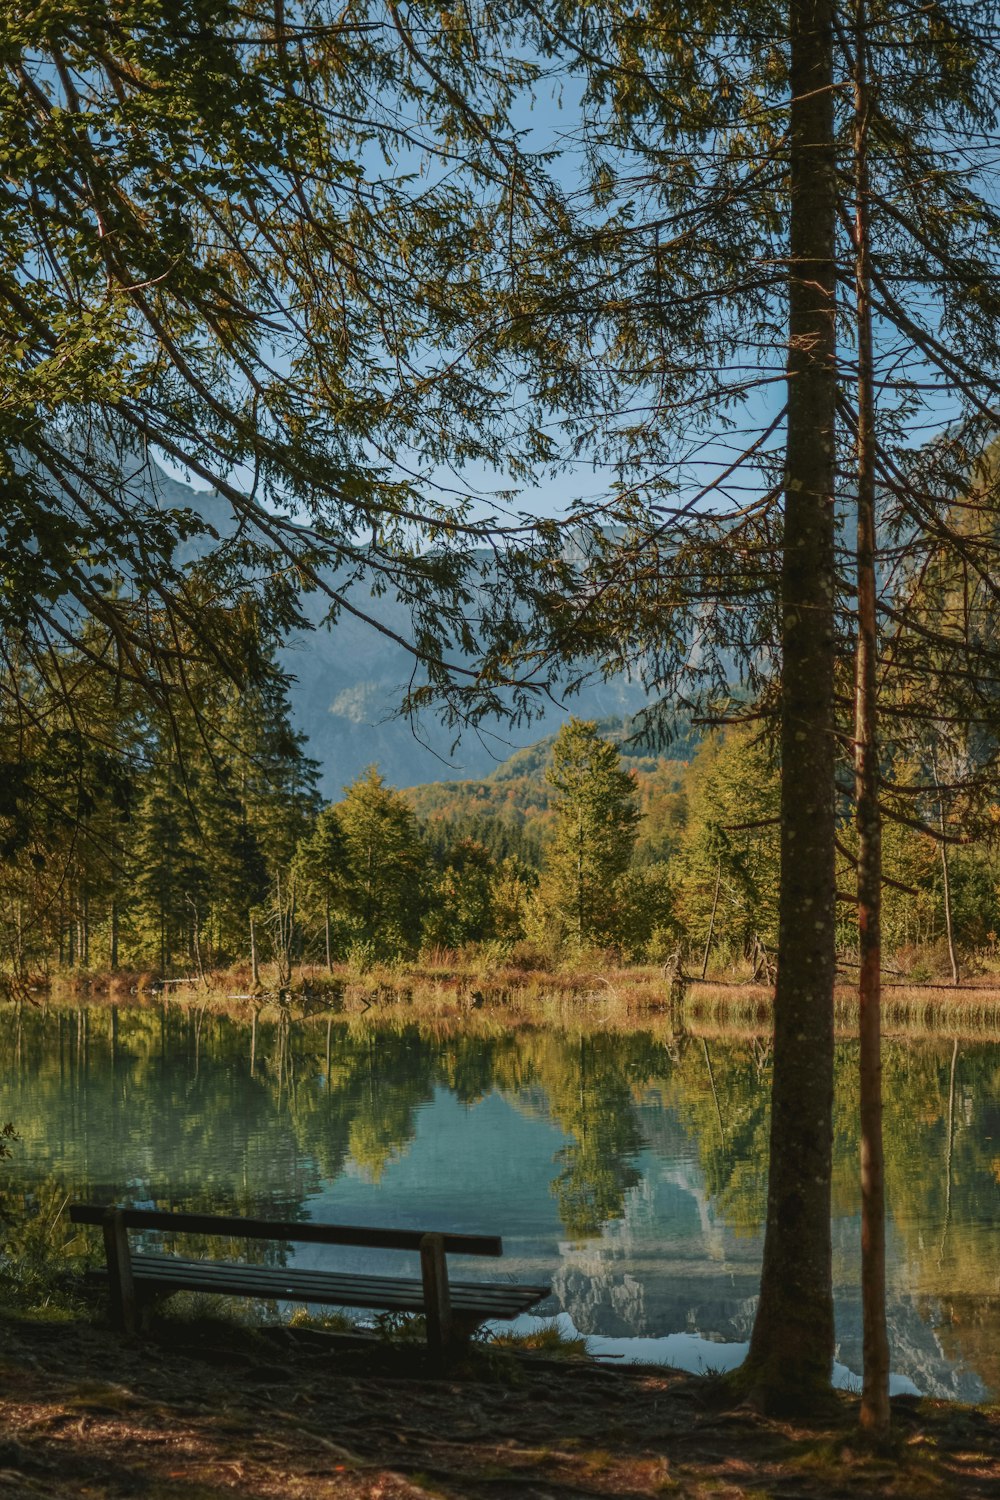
top-left (26, 956), bottom-right (1000, 1040)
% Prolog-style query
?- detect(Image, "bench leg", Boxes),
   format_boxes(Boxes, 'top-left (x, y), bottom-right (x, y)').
top-left (419, 1233), bottom-right (453, 1355)
top-left (102, 1209), bottom-right (138, 1336)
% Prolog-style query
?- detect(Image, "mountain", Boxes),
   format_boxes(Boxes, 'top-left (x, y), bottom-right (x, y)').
top-left (282, 617), bottom-right (652, 797)
top-left (138, 458), bottom-right (660, 796)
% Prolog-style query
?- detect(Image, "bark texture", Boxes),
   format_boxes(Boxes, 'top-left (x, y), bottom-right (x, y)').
top-left (742, 0), bottom-right (838, 1407)
top-left (853, 4), bottom-right (891, 1433)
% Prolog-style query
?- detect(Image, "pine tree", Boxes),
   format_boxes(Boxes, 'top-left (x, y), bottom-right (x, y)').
top-left (508, 0), bottom-right (1000, 1409)
top-left (2, 0), bottom-right (575, 758)
top-left (540, 721), bottom-right (641, 952)
top-left (295, 807), bottom-right (350, 971)
top-left (131, 760), bottom-right (207, 975)
top-left (333, 768), bottom-right (427, 958)
top-left (677, 729), bottom-right (781, 969)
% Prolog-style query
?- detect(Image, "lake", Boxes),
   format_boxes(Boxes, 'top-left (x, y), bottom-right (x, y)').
top-left (2, 1000), bottom-right (998, 1400)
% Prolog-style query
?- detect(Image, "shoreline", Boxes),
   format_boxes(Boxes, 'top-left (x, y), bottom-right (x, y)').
top-left (13, 962), bottom-right (1000, 1040)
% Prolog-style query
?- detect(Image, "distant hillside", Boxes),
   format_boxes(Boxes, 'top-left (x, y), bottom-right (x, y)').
top-left (282, 608), bottom-right (654, 797)
top-left (111, 455), bottom-right (700, 795)
top-left (402, 716), bottom-right (697, 867)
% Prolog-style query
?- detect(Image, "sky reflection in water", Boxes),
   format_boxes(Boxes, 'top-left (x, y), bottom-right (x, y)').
top-left (1, 1003), bottom-right (996, 1401)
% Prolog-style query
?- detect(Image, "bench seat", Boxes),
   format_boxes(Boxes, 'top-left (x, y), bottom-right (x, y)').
top-left (70, 1203), bottom-right (551, 1353)
top-left (87, 1253), bottom-right (549, 1321)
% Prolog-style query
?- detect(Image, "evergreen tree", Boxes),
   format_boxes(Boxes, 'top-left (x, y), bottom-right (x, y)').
top-left (510, 0), bottom-right (1000, 1409)
top-left (295, 807), bottom-right (350, 971)
top-left (120, 654), bottom-right (318, 971)
top-left (677, 730), bottom-right (781, 970)
top-left (2, 0), bottom-right (575, 765)
top-left (540, 721), bottom-right (641, 951)
top-left (333, 768), bottom-right (426, 958)
top-left (131, 759), bottom-right (207, 975)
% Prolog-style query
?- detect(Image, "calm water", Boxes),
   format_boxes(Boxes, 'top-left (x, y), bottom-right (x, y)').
top-left (2, 1002), bottom-right (998, 1400)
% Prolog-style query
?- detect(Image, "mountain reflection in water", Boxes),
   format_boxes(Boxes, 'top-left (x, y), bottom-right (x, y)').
top-left (1, 1002), bottom-right (998, 1401)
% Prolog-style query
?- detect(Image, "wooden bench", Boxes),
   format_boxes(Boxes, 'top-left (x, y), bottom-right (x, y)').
top-left (69, 1204), bottom-right (550, 1354)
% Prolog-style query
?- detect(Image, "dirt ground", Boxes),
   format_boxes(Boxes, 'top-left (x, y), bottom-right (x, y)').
top-left (1, 1312), bottom-right (999, 1499)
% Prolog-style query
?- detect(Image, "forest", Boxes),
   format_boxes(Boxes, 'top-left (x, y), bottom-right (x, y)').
top-left (4, 679), bottom-right (997, 985)
top-left (10, 0), bottom-right (1000, 1442)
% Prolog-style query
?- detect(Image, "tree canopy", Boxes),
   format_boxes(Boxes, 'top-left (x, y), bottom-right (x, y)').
top-left (12, 0), bottom-right (1000, 1423)
top-left (1, 0), bottom-right (578, 730)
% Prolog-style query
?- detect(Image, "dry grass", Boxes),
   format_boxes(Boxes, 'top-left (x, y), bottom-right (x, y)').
top-left (687, 982), bottom-right (1000, 1040)
top-left (35, 957), bottom-right (1000, 1042)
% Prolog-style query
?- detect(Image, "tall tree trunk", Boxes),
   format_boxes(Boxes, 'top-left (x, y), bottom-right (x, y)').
top-left (853, 0), bottom-right (891, 1432)
top-left (14, 899), bottom-right (23, 980)
top-left (743, 0), bottom-right (838, 1409)
top-left (701, 860), bottom-right (722, 980)
top-left (938, 806), bottom-right (960, 985)
top-left (110, 898), bottom-right (119, 971)
top-left (81, 887), bottom-right (89, 967)
top-left (250, 913), bottom-right (260, 988)
top-left (325, 891), bottom-right (333, 973)
top-left (928, 748), bottom-right (960, 983)
top-left (190, 898), bottom-right (206, 986)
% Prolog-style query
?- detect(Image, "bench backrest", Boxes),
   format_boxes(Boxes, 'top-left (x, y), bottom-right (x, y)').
top-left (69, 1204), bottom-right (502, 1257)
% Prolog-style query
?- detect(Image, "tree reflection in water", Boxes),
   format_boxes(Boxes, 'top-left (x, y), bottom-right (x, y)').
top-left (1, 1002), bottom-right (999, 1395)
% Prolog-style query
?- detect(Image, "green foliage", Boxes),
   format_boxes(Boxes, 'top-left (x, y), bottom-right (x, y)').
top-left (0, 639), bottom-right (318, 978)
top-left (0, 0), bottom-right (590, 784)
top-left (538, 720), bottom-right (642, 953)
top-left (489, 858), bottom-right (537, 949)
top-left (0, 1178), bottom-right (92, 1315)
top-left (295, 805), bottom-right (350, 968)
top-left (5, 672), bottom-right (1000, 980)
top-left (405, 718), bottom-right (693, 879)
top-left (329, 768), bottom-right (427, 960)
top-left (613, 865), bottom-right (681, 962)
top-left (123, 666), bottom-right (319, 972)
top-left (0, 0), bottom-right (594, 993)
top-left (0, 1127), bottom-right (92, 1315)
top-left (676, 729), bottom-right (781, 968)
top-left (422, 838), bottom-right (498, 951)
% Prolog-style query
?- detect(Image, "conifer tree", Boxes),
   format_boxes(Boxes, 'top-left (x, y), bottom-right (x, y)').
top-left (295, 807), bottom-right (349, 971)
top-left (333, 768), bottom-right (427, 958)
top-left (512, 0), bottom-right (1000, 1410)
top-left (131, 760), bottom-right (206, 974)
top-left (1, 0), bottom-right (573, 750)
top-left (541, 721), bottom-right (641, 951)
top-left (677, 729), bottom-right (781, 968)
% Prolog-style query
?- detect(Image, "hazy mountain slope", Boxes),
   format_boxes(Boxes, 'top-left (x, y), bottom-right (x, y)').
top-left (283, 609), bottom-right (652, 795)
top-left (132, 459), bottom-right (656, 794)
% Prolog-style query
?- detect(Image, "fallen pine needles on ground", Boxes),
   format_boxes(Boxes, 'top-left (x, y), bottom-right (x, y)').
top-left (0, 1311), bottom-right (999, 1497)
